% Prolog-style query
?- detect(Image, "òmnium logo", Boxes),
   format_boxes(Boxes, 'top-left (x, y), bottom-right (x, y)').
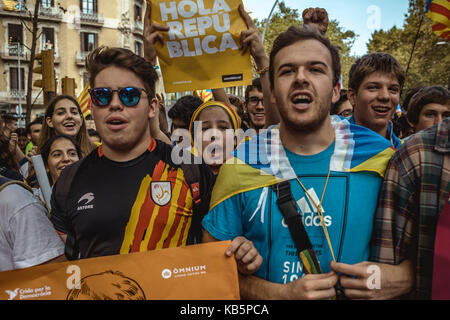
top-left (5, 286), bottom-right (52, 300)
top-left (161, 269), bottom-right (172, 279)
top-left (161, 265), bottom-right (207, 279)
top-left (77, 192), bottom-right (94, 211)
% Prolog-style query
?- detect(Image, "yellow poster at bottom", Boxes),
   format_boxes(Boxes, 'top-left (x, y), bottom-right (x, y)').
top-left (0, 241), bottom-right (239, 300)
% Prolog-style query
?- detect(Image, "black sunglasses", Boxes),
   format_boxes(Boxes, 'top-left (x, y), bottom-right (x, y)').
top-left (89, 87), bottom-right (147, 107)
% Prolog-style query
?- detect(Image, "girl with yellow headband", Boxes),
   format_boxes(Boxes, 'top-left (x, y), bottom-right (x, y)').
top-left (189, 101), bottom-right (241, 176)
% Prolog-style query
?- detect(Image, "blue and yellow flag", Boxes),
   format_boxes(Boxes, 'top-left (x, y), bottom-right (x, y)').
top-left (210, 116), bottom-right (395, 210)
top-left (426, 0), bottom-right (450, 40)
top-left (193, 89), bottom-right (213, 102)
top-left (2, 0), bottom-right (21, 11)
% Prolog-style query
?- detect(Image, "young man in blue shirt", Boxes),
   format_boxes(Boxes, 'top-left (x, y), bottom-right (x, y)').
top-left (202, 23), bottom-right (413, 299)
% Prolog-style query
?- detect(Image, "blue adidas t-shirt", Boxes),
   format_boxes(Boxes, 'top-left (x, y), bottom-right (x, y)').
top-left (202, 142), bottom-right (382, 284)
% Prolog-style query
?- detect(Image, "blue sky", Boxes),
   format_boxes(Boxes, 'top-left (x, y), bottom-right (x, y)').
top-left (243, 0), bottom-right (410, 56)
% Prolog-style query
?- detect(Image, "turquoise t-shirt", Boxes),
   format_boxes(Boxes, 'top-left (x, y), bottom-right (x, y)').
top-left (202, 142), bottom-right (382, 284)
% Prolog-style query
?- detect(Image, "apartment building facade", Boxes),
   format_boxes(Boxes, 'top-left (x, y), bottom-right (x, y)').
top-left (0, 0), bottom-right (147, 121)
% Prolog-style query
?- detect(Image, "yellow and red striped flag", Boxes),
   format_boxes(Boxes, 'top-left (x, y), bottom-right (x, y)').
top-left (426, 0), bottom-right (450, 40)
top-left (78, 83), bottom-right (91, 118)
top-left (193, 89), bottom-right (213, 102)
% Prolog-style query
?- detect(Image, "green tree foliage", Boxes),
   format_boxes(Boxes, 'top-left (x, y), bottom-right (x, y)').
top-left (254, 1), bottom-right (357, 88)
top-left (367, 0), bottom-right (450, 99)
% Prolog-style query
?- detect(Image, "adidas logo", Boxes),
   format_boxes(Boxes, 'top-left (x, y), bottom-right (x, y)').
top-left (282, 188), bottom-right (332, 228)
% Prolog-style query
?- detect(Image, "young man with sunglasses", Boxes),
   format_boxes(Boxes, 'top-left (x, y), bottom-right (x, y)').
top-left (49, 47), bottom-right (261, 271)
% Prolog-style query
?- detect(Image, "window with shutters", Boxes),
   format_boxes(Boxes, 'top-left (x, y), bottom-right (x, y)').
top-left (9, 67), bottom-right (25, 92)
top-left (80, 0), bottom-right (97, 14)
top-left (42, 28), bottom-right (55, 50)
top-left (81, 32), bottom-right (97, 52)
top-left (42, 0), bottom-right (54, 7)
top-left (8, 24), bottom-right (23, 44)
top-left (135, 41), bottom-right (142, 56)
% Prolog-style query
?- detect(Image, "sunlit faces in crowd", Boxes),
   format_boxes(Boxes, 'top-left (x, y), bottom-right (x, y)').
top-left (39, 95), bottom-right (93, 157)
top-left (189, 101), bottom-right (240, 175)
top-left (16, 128), bottom-right (28, 152)
top-left (336, 100), bottom-right (353, 117)
top-left (28, 121), bottom-right (42, 145)
top-left (347, 53), bottom-right (405, 139)
top-left (90, 66), bottom-right (157, 158)
top-left (245, 88), bottom-right (265, 130)
top-left (330, 90), bottom-right (353, 118)
top-left (407, 85), bottom-right (450, 133)
top-left (270, 38), bottom-right (340, 133)
top-left (348, 72), bottom-right (400, 136)
top-left (46, 98), bottom-right (83, 137)
top-left (414, 103), bottom-right (450, 132)
top-left (41, 135), bottom-right (82, 185)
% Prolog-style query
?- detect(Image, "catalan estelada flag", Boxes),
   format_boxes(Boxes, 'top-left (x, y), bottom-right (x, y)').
top-left (78, 83), bottom-right (91, 118)
top-left (193, 89), bottom-right (213, 102)
top-left (425, 0), bottom-right (450, 40)
top-left (2, 0), bottom-right (21, 11)
top-left (209, 116), bottom-right (396, 211)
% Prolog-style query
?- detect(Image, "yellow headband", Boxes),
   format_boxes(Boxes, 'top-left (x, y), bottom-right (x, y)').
top-left (188, 101), bottom-right (241, 137)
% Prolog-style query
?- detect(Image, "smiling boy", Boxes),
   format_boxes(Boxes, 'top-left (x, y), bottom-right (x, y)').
top-left (347, 53), bottom-right (405, 149)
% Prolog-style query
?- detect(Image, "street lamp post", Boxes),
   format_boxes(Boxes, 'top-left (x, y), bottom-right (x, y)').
top-left (262, 0), bottom-right (279, 43)
top-left (17, 42), bottom-right (23, 121)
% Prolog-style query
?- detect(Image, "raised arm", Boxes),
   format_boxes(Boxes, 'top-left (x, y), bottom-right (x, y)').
top-left (238, 4), bottom-right (277, 128)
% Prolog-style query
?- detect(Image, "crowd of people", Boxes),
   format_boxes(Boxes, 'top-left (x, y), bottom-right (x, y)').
top-left (0, 4), bottom-right (449, 300)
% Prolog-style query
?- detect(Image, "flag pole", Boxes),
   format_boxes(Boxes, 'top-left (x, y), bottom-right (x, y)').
top-left (403, 9), bottom-right (426, 93)
top-left (262, 0), bottom-right (279, 43)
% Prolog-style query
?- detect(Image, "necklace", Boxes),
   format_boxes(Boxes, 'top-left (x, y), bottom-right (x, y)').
top-left (295, 169), bottom-right (336, 262)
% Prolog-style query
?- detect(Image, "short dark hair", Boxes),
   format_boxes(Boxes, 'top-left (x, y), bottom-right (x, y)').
top-left (348, 52), bottom-right (405, 92)
top-left (26, 116), bottom-right (43, 135)
top-left (407, 85), bottom-right (450, 125)
top-left (269, 24), bottom-right (341, 88)
top-left (245, 78), bottom-right (262, 101)
top-left (40, 134), bottom-right (82, 168)
top-left (168, 95), bottom-right (203, 129)
top-left (1, 113), bottom-right (17, 125)
top-left (402, 85), bottom-right (425, 112)
top-left (330, 89), bottom-right (349, 115)
top-left (86, 46), bottom-right (158, 99)
top-left (15, 127), bottom-right (27, 137)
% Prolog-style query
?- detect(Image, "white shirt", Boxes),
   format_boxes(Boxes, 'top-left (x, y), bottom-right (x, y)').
top-left (0, 183), bottom-right (64, 271)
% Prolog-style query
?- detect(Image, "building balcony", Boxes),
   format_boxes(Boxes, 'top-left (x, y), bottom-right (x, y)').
top-left (133, 21), bottom-right (143, 35)
top-left (0, 90), bottom-right (43, 105)
top-left (0, 3), bottom-right (63, 22)
top-left (79, 11), bottom-right (104, 27)
top-left (1, 45), bottom-right (61, 64)
top-left (39, 5), bottom-right (63, 20)
top-left (75, 51), bottom-right (90, 66)
top-left (0, 44), bottom-right (30, 62)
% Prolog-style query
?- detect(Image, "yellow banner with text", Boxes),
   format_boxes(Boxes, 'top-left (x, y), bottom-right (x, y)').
top-left (149, 0), bottom-right (252, 93)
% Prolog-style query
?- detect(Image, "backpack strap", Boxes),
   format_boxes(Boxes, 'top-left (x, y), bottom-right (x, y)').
top-left (271, 181), bottom-right (322, 274)
top-left (180, 162), bottom-right (205, 245)
top-left (0, 175), bottom-right (50, 215)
